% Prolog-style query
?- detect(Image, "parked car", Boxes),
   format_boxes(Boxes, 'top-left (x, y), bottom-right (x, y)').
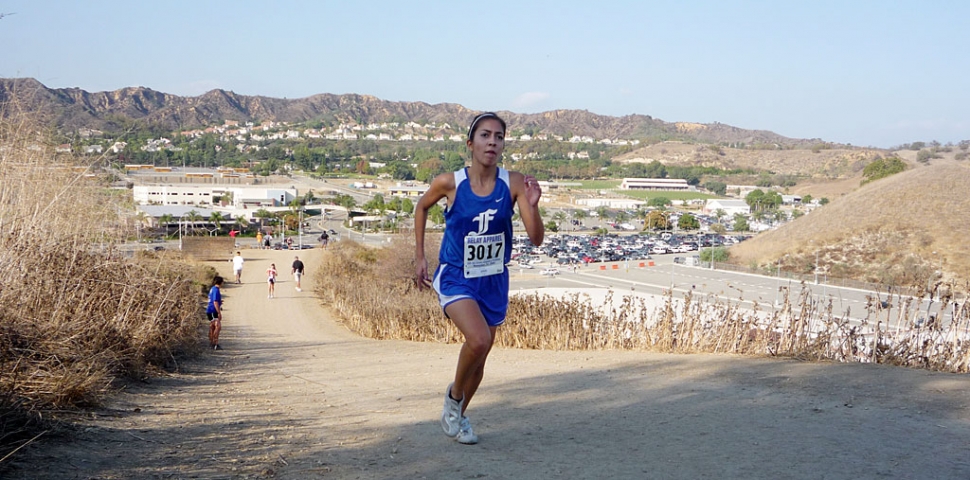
top-left (540, 267), bottom-right (561, 276)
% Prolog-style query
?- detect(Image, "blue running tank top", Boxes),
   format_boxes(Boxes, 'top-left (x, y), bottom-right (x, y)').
top-left (439, 167), bottom-right (514, 278)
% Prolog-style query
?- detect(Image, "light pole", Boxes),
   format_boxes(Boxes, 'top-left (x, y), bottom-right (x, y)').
top-left (774, 259), bottom-right (780, 308)
top-left (671, 260), bottom-right (675, 290)
top-left (815, 249), bottom-right (818, 285)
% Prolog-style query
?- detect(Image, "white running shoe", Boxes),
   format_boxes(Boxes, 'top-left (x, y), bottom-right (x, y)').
top-left (455, 416), bottom-right (478, 444)
top-left (440, 383), bottom-right (463, 437)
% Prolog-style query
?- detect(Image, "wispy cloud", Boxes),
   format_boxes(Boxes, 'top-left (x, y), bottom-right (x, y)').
top-left (510, 91), bottom-right (551, 111)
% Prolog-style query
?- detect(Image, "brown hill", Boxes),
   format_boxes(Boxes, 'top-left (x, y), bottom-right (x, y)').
top-left (615, 140), bottom-right (885, 178)
top-left (727, 159), bottom-right (970, 287)
top-left (0, 77), bottom-right (821, 147)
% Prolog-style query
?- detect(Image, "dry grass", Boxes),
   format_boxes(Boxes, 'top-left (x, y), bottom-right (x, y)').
top-left (729, 161), bottom-right (970, 289)
top-left (0, 108), bottom-right (211, 460)
top-left (615, 140), bottom-right (884, 178)
top-left (317, 239), bottom-right (970, 373)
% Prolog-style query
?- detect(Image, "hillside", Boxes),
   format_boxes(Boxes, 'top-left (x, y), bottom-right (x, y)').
top-left (615, 140), bottom-right (885, 178)
top-left (728, 159), bottom-right (970, 287)
top-left (0, 77), bottom-right (822, 147)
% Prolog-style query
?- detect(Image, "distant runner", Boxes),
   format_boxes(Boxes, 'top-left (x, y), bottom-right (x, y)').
top-left (291, 256), bottom-right (305, 292)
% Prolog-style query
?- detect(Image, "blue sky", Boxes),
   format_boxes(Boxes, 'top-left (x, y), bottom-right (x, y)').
top-left (2, 0), bottom-right (968, 148)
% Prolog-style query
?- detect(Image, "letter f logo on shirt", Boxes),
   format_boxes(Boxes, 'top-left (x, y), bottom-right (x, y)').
top-left (472, 209), bottom-right (498, 235)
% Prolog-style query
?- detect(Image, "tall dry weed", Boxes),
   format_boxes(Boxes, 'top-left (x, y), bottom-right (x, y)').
top-left (0, 106), bottom-right (209, 461)
top-left (319, 238), bottom-right (970, 373)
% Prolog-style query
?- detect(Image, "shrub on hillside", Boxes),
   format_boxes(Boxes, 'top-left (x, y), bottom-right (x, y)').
top-left (861, 156), bottom-right (907, 184)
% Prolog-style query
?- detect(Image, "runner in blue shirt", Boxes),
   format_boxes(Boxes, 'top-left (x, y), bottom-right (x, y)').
top-left (414, 112), bottom-right (544, 444)
top-left (207, 276), bottom-right (224, 350)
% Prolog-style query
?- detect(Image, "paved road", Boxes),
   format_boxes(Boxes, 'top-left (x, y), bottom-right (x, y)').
top-left (511, 255), bottom-right (958, 330)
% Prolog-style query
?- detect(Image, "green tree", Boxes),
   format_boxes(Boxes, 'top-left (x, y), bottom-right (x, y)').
top-left (185, 210), bottom-right (203, 235)
top-left (703, 181), bottom-right (727, 196)
top-left (364, 193), bottom-right (387, 215)
top-left (745, 189), bottom-right (781, 212)
top-left (595, 206), bottom-right (611, 219)
top-left (732, 214), bottom-right (750, 232)
top-left (645, 210), bottom-right (670, 230)
top-left (552, 211), bottom-right (567, 229)
top-left (762, 190), bottom-right (783, 210)
top-left (801, 194), bottom-right (813, 204)
top-left (745, 189), bottom-right (765, 211)
top-left (544, 220), bottom-right (559, 233)
top-left (713, 209), bottom-right (726, 224)
top-left (700, 246), bottom-right (729, 263)
top-left (572, 209), bottom-right (588, 226)
top-left (678, 213), bottom-right (700, 230)
top-left (234, 216), bottom-right (250, 233)
top-left (386, 162), bottom-right (416, 180)
top-left (254, 208), bottom-right (275, 228)
top-left (819, 197), bottom-right (830, 205)
top-left (400, 198), bottom-right (414, 215)
top-left (209, 211), bottom-right (225, 233)
top-left (648, 196), bottom-right (671, 208)
top-left (429, 204), bottom-right (445, 225)
top-left (158, 213), bottom-right (174, 232)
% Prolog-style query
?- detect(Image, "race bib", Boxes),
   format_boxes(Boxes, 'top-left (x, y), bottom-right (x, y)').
top-left (463, 234), bottom-right (505, 278)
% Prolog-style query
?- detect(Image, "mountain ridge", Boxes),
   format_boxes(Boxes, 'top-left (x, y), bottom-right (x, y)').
top-left (0, 77), bottom-right (825, 147)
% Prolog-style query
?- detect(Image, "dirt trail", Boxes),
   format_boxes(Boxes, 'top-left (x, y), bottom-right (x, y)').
top-left (8, 247), bottom-right (970, 479)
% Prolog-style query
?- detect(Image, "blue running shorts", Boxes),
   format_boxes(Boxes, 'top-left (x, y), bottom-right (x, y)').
top-left (432, 263), bottom-right (509, 327)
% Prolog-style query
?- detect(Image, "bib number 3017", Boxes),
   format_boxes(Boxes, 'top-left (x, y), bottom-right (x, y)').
top-left (464, 234), bottom-right (505, 278)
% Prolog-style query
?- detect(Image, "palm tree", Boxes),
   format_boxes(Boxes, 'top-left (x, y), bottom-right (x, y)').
top-left (303, 190), bottom-right (316, 205)
top-left (595, 206), bottom-right (612, 220)
top-left (158, 213), bottom-right (174, 228)
top-left (572, 209), bottom-right (588, 228)
top-left (714, 208), bottom-right (727, 224)
top-left (254, 208), bottom-right (274, 229)
top-left (184, 210), bottom-right (203, 236)
top-left (234, 216), bottom-right (250, 233)
top-left (553, 211), bottom-right (567, 230)
top-left (209, 211), bottom-right (225, 234)
top-left (133, 211), bottom-right (150, 241)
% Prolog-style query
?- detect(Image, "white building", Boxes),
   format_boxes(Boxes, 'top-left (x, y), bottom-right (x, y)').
top-left (620, 178), bottom-right (690, 191)
top-left (576, 198), bottom-right (646, 210)
top-left (133, 185), bottom-right (298, 209)
top-left (703, 199), bottom-right (750, 216)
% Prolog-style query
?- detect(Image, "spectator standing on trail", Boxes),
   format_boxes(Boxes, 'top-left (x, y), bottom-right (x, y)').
top-left (266, 263), bottom-right (278, 298)
top-left (256, 231), bottom-right (263, 249)
top-left (265, 233), bottom-right (273, 249)
top-left (207, 276), bottom-right (224, 350)
top-left (291, 256), bottom-right (305, 292)
top-left (320, 230), bottom-right (329, 249)
top-left (231, 251), bottom-right (244, 284)
top-left (414, 112), bottom-right (544, 445)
